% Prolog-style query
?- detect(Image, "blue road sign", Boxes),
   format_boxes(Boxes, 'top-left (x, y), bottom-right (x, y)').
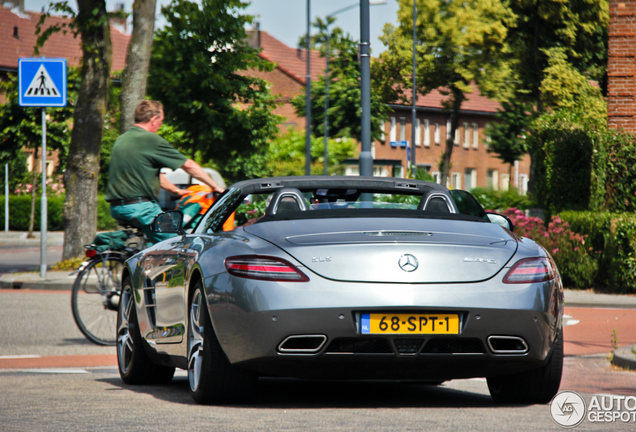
top-left (390, 140), bottom-right (408, 148)
top-left (19, 58), bottom-right (67, 107)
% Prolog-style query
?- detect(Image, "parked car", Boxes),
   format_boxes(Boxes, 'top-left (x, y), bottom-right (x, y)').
top-left (116, 176), bottom-right (563, 405)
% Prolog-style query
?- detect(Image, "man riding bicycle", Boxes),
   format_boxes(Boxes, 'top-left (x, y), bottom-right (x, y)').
top-left (105, 100), bottom-right (225, 245)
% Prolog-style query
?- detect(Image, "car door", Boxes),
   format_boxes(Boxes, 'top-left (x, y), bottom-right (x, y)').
top-left (151, 234), bottom-right (192, 345)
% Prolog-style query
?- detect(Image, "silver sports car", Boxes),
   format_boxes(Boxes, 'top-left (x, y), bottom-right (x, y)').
top-left (117, 176), bottom-right (563, 405)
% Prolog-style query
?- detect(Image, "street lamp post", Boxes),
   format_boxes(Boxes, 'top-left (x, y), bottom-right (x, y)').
top-left (305, 0), bottom-right (312, 176)
top-left (410, 0), bottom-right (417, 178)
top-left (359, 0), bottom-right (372, 177)
top-left (323, 1), bottom-right (385, 176)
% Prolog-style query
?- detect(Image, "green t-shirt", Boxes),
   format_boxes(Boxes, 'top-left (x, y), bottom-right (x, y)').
top-left (105, 126), bottom-right (188, 201)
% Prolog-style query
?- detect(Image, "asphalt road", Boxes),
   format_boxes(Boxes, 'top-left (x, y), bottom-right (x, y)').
top-left (1, 290), bottom-right (636, 431)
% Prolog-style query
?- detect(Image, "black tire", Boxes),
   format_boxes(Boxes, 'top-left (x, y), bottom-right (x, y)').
top-left (187, 281), bottom-right (257, 404)
top-left (117, 276), bottom-right (175, 384)
top-left (487, 331), bottom-right (563, 404)
top-left (71, 255), bottom-right (125, 346)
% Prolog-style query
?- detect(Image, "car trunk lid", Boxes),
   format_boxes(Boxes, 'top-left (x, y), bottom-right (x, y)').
top-left (243, 218), bottom-right (517, 283)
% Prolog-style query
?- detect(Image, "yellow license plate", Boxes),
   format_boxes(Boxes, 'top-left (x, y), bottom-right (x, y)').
top-left (361, 313), bottom-right (459, 334)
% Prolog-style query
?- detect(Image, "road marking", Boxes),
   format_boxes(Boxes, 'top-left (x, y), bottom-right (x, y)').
top-left (563, 314), bottom-right (580, 326)
top-left (21, 368), bottom-right (89, 374)
top-left (0, 355), bottom-right (41, 359)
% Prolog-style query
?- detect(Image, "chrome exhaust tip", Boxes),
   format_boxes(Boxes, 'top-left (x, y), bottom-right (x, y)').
top-left (487, 336), bottom-right (529, 354)
top-left (278, 335), bottom-right (327, 353)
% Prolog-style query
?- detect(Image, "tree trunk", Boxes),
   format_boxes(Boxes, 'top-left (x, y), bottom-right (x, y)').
top-left (119, 0), bottom-right (157, 133)
top-left (28, 147), bottom-right (38, 239)
top-left (439, 88), bottom-right (465, 187)
top-left (62, 0), bottom-right (112, 260)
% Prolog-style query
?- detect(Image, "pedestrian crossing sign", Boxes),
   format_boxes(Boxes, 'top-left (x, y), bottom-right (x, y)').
top-left (19, 58), bottom-right (67, 107)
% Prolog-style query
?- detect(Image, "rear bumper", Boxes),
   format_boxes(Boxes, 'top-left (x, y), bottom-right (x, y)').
top-left (209, 304), bottom-right (561, 380)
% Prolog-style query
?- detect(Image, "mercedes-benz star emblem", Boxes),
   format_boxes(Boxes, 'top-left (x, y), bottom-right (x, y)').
top-left (398, 254), bottom-right (419, 272)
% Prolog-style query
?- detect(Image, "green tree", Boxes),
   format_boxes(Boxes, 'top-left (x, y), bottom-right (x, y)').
top-left (494, 0), bottom-right (609, 196)
top-left (292, 18), bottom-right (390, 142)
top-left (374, 0), bottom-right (515, 186)
top-left (486, 98), bottom-right (533, 176)
top-left (148, 0), bottom-right (281, 182)
top-left (36, 0), bottom-right (113, 259)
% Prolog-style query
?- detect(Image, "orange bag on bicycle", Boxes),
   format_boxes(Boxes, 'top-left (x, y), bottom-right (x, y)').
top-left (177, 185), bottom-right (234, 231)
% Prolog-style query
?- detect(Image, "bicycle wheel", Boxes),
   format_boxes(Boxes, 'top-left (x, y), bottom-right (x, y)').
top-left (71, 254), bottom-right (126, 346)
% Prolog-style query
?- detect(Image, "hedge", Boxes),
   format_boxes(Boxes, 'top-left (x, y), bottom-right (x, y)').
top-left (560, 211), bottom-right (636, 294)
top-left (0, 195), bottom-right (117, 231)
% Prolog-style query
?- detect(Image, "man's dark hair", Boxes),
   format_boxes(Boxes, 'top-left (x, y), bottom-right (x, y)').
top-left (134, 100), bottom-right (164, 124)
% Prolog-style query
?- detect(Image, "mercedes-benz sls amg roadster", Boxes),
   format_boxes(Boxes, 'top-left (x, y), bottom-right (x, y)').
top-left (116, 176), bottom-right (563, 405)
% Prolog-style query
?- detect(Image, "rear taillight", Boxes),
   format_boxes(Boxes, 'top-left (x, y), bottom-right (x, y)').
top-left (225, 256), bottom-right (309, 282)
top-left (85, 249), bottom-right (97, 258)
top-left (503, 257), bottom-right (557, 284)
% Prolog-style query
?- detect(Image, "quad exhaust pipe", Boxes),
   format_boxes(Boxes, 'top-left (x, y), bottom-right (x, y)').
top-left (487, 336), bottom-right (529, 354)
top-left (278, 335), bottom-right (327, 353)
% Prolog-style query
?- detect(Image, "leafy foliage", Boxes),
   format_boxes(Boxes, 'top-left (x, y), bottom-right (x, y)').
top-left (471, 187), bottom-right (533, 212)
top-left (530, 109), bottom-right (608, 215)
top-left (560, 211), bottom-right (636, 293)
top-left (292, 20), bottom-right (390, 142)
top-left (148, 0), bottom-right (281, 181)
top-left (486, 99), bottom-right (533, 166)
top-left (0, 194), bottom-right (116, 231)
top-left (601, 130), bottom-right (636, 213)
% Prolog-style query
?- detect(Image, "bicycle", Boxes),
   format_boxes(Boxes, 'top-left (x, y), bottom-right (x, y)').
top-left (71, 223), bottom-right (144, 346)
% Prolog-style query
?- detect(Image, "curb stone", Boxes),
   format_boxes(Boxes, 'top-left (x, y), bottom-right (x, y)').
top-left (612, 345), bottom-right (636, 370)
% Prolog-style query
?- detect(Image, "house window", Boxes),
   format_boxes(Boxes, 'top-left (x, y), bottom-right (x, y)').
top-left (519, 174), bottom-right (528, 195)
top-left (424, 119), bottom-right (430, 147)
top-left (487, 169), bottom-right (499, 190)
top-left (485, 123), bottom-right (491, 149)
top-left (432, 171), bottom-right (441, 184)
top-left (501, 173), bottom-right (510, 191)
top-left (463, 122), bottom-right (470, 148)
top-left (434, 123), bottom-right (440, 145)
top-left (464, 168), bottom-right (476, 190)
top-left (389, 117), bottom-right (396, 142)
top-left (414, 118), bottom-right (421, 147)
top-left (399, 117), bottom-right (406, 141)
top-left (454, 126), bottom-right (460, 146)
top-left (446, 120), bottom-right (451, 141)
top-left (380, 121), bottom-right (386, 144)
top-left (472, 123), bottom-right (479, 149)
top-left (451, 172), bottom-right (461, 189)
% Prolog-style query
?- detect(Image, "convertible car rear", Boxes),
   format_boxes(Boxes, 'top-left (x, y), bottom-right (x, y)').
top-left (116, 176), bottom-right (563, 405)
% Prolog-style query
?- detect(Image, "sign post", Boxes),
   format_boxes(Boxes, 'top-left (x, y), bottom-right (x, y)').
top-left (19, 58), bottom-right (67, 278)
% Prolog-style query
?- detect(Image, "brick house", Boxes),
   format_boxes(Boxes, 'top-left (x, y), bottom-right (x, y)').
top-left (247, 26), bottom-right (530, 192)
top-left (0, 3), bottom-right (129, 178)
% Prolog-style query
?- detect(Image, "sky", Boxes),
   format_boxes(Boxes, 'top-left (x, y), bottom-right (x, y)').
top-left (21, 0), bottom-right (400, 54)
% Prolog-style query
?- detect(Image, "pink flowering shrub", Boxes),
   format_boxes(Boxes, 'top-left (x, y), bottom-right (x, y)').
top-left (501, 208), bottom-right (597, 288)
top-left (13, 180), bottom-right (65, 196)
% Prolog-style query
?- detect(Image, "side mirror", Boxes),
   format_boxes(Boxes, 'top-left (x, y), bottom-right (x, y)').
top-left (151, 210), bottom-right (185, 234)
top-left (486, 212), bottom-right (514, 232)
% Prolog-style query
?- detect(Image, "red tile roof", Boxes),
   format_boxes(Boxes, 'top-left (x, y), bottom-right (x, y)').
top-left (0, 6), bottom-right (130, 73)
top-left (257, 30), bottom-right (501, 113)
top-left (258, 31), bottom-right (326, 84)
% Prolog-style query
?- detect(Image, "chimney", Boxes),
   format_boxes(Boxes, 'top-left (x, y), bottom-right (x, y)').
top-left (7, 0), bottom-right (25, 13)
top-left (246, 21), bottom-right (261, 49)
top-left (109, 3), bottom-right (128, 33)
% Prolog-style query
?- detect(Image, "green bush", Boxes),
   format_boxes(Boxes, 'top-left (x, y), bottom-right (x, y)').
top-left (471, 187), bottom-right (533, 211)
top-left (532, 110), bottom-right (599, 214)
top-left (601, 130), bottom-right (636, 213)
top-left (560, 211), bottom-right (636, 294)
top-left (0, 195), bottom-right (117, 231)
